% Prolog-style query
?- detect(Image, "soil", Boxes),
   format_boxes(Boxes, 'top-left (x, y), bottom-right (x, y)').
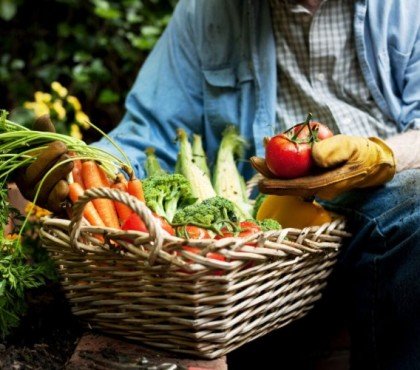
top-left (0, 282), bottom-right (83, 370)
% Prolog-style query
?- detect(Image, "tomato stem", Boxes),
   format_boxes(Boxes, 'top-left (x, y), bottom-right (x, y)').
top-left (291, 113), bottom-right (313, 142)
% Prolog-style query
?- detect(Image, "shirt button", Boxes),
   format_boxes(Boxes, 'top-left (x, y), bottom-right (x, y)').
top-left (316, 73), bottom-right (325, 82)
top-left (342, 117), bottom-right (352, 126)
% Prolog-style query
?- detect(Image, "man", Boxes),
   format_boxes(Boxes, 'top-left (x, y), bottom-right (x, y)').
top-left (16, 0), bottom-right (419, 368)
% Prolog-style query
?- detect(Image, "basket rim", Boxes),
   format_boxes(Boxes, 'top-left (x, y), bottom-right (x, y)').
top-left (40, 187), bottom-right (350, 273)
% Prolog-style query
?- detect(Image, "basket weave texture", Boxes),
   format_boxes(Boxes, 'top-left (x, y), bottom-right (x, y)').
top-left (40, 187), bottom-right (350, 359)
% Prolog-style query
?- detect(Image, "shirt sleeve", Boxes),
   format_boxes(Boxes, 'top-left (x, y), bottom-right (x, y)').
top-left (92, 0), bottom-right (203, 178)
top-left (399, 25), bottom-right (420, 132)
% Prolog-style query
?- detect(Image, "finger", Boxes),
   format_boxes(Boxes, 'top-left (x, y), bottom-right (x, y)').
top-left (250, 156), bottom-right (277, 178)
top-left (33, 114), bottom-right (56, 133)
top-left (25, 141), bottom-right (68, 187)
top-left (47, 180), bottom-right (70, 213)
top-left (312, 135), bottom-right (362, 168)
top-left (34, 154), bottom-right (74, 205)
top-left (258, 164), bottom-right (368, 197)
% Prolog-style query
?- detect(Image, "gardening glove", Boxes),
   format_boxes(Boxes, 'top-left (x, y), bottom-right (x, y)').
top-left (253, 135), bottom-right (396, 200)
top-left (14, 114), bottom-right (73, 213)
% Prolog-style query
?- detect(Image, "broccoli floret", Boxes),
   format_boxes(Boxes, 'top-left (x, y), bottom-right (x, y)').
top-left (142, 173), bottom-right (197, 223)
top-left (172, 196), bottom-right (239, 233)
top-left (257, 218), bottom-right (281, 231)
top-left (201, 196), bottom-right (238, 223)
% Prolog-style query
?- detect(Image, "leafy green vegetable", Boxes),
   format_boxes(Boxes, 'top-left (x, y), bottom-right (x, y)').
top-left (0, 110), bottom-right (132, 185)
top-left (0, 183), bottom-right (54, 338)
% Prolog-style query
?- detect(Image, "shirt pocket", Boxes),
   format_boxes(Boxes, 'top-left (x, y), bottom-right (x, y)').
top-left (378, 45), bottom-right (410, 95)
top-left (202, 61), bottom-right (254, 132)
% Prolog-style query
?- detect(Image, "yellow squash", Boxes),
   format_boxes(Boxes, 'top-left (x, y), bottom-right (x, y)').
top-left (256, 195), bottom-right (332, 229)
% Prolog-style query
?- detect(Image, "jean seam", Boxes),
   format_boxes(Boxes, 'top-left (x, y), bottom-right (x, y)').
top-left (372, 219), bottom-right (388, 370)
top-left (372, 255), bottom-right (378, 370)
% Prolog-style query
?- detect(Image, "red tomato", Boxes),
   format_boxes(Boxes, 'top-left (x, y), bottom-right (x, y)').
top-left (265, 134), bottom-right (313, 179)
top-left (265, 115), bottom-right (334, 179)
top-left (216, 221), bottom-right (261, 239)
top-left (153, 213), bottom-right (175, 235)
top-left (121, 213), bottom-right (175, 236)
top-left (293, 122), bottom-right (334, 141)
top-left (182, 246), bottom-right (226, 262)
top-left (177, 225), bottom-right (210, 239)
top-left (121, 213), bottom-right (147, 232)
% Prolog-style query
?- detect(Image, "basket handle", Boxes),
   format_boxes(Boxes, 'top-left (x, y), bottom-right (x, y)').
top-left (69, 187), bottom-right (164, 265)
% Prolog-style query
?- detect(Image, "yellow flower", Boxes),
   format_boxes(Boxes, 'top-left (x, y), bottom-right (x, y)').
top-left (34, 91), bottom-right (52, 103)
top-left (70, 123), bottom-right (83, 140)
top-left (5, 234), bottom-right (19, 241)
top-left (24, 101), bottom-right (50, 118)
top-left (25, 202), bottom-right (51, 218)
top-left (75, 111), bottom-right (90, 129)
top-left (52, 100), bottom-right (66, 120)
top-left (51, 81), bottom-right (68, 98)
top-left (23, 102), bottom-right (37, 110)
top-left (67, 95), bottom-right (82, 112)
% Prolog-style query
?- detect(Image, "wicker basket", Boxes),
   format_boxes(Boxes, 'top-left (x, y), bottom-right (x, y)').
top-left (40, 187), bottom-right (350, 359)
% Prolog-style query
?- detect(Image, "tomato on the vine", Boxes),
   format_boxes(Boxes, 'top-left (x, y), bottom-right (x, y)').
top-left (293, 121), bottom-right (333, 141)
top-left (265, 135), bottom-right (313, 179)
top-left (265, 114), bottom-right (334, 179)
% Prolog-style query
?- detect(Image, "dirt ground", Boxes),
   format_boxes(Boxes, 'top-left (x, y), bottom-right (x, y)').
top-left (0, 282), bottom-right (82, 370)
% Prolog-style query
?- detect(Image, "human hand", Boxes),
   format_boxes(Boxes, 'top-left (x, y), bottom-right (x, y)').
top-left (14, 115), bottom-right (74, 213)
top-left (251, 135), bottom-right (396, 200)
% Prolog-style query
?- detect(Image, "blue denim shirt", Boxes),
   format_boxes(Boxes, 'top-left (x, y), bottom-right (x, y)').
top-left (95, 0), bottom-right (420, 179)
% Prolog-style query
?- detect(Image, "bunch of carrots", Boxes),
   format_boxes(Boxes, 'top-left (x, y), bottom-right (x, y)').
top-left (67, 158), bottom-right (145, 230)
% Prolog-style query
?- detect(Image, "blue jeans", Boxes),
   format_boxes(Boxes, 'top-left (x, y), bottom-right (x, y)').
top-left (321, 169), bottom-right (420, 370)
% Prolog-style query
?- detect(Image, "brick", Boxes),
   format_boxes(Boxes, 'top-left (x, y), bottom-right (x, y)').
top-left (66, 333), bottom-right (227, 370)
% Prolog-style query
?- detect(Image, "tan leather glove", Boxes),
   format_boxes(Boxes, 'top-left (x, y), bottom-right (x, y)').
top-left (14, 115), bottom-right (73, 213)
top-left (252, 135), bottom-right (396, 200)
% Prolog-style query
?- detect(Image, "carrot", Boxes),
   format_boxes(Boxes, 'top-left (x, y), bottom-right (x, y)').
top-left (68, 182), bottom-right (105, 227)
top-left (71, 159), bottom-right (84, 188)
top-left (127, 178), bottom-right (145, 202)
top-left (81, 160), bottom-right (120, 229)
top-left (111, 177), bottom-right (132, 224)
top-left (98, 165), bottom-right (112, 187)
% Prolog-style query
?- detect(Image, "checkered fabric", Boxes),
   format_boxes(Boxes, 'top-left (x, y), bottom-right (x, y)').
top-left (269, 0), bottom-right (398, 139)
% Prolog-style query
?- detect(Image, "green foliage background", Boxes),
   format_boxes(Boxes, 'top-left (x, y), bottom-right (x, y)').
top-left (0, 0), bottom-right (176, 142)
top-left (0, 0), bottom-right (176, 337)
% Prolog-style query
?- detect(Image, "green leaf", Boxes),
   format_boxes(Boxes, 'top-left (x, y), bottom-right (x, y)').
top-left (73, 51), bottom-right (92, 63)
top-left (98, 88), bottom-right (119, 104)
top-left (141, 25), bottom-right (161, 36)
top-left (0, 0), bottom-right (17, 21)
top-left (10, 59), bottom-right (25, 70)
top-left (94, 7), bottom-right (121, 20)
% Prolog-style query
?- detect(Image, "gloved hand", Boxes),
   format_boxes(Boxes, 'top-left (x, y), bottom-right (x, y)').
top-left (14, 115), bottom-right (73, 213)
top-left (252, 135), bottom-right (396, 200)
